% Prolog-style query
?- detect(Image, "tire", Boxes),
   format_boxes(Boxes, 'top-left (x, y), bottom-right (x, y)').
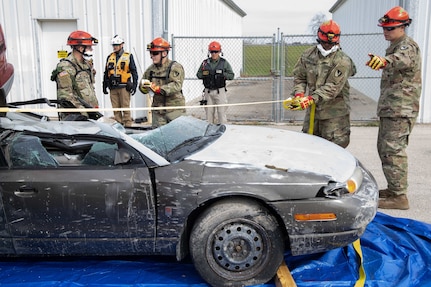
top-left (190, 198), bottom-right (284, 287)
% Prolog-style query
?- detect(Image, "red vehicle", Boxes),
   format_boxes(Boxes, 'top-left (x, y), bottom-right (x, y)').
top-left (0, 24), bottom-right (14, 107)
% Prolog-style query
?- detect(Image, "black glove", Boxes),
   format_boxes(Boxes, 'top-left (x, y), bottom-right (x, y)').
top-left (127, 81), bottom-right (137, 95)
top-left (103, 81), bottom-right (109, 94)
top-left (125, 81), bottom-right (132, 92)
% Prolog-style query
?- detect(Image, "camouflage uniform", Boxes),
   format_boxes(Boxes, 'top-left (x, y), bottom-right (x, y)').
top-left (292, 46), bottom-right (356, 148)
top-left (54, 53), bottom-right (99, 120)
top-left (377, 34), bottom-right (421, 195)
top-left (143, 59), bottom-right (186, 127)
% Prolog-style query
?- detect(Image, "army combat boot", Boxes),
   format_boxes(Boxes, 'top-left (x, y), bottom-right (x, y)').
top-left (378, 189), bottom-right (392, 198)
top-left (378, 194), bottom-right (409, 210)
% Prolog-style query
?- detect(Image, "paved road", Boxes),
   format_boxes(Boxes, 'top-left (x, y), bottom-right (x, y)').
top-left (268, 123), bottom-right (431, 223)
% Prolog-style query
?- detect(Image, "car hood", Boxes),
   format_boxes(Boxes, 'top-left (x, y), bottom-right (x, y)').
top-left (187, 125), bottom-right (357, 182)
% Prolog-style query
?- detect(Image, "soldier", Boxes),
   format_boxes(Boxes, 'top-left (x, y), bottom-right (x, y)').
top-left (196, 41), bottom-right (234, 124)
top-left (139, 37), bottom-right (186, 127)
top-left (291, 20), bottom-right (356, 148)
top-left (103, 35), bottom-right (138, 127)
top-left (52, 30), bottom-right (99, 120)
top-left (366, 6), bottom-right (422, 210)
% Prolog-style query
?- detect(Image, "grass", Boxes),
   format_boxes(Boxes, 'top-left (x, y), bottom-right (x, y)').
top-left (242, 44), bottom-right (313, 77)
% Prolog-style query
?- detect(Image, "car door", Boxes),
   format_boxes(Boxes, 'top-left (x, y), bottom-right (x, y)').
top-left (0, 132), bottom-right (156, 256)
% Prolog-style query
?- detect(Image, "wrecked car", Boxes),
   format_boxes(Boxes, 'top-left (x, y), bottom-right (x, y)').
top-left (0, 115), bottom-right (378, 287)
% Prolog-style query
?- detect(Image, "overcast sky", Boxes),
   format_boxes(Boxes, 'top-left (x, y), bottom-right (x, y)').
top-left (234, 0), bottom-right (336, 36)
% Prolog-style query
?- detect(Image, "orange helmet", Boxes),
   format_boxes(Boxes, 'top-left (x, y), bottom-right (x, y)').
top-left (67, 30), bottom-right (98, 46)
top-left (317, 20), bottom-right (341, 44)
top-left (208, 41), bottom-right (221, 52)
top-left (147, 37), bottom-right (171, 52)
top-left (378, 6), bottom-right (412, 27)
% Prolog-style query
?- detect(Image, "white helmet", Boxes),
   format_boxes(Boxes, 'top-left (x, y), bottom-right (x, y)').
top-left (111, 35), bottom-right (124, 45)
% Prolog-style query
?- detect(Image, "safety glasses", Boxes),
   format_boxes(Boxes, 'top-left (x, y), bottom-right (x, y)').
top-left (382, 26), bottom-right (397, 31)
top-left (150, 51), bottom-right (161, 56)
top-left (210, 51), bottom-right (220, 54)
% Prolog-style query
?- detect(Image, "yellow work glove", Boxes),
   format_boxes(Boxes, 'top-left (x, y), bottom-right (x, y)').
top-left (292, 96), bottom-right (314, 111)
top-left (366, 53), bottom-right (387, 70)
top-left (283, 97), bottom-right (300, 110)
top-left (283, 93), bottom-right (307, 110)
top-left (150, 82), bottom-right (161, 94)
top-left (139, 79), bottom-right (151, 94)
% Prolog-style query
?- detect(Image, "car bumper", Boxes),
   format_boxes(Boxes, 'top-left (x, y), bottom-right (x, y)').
top-left (271, 164), bottom-right (378, 256)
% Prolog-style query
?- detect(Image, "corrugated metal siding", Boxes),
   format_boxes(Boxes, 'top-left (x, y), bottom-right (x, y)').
top-left (169, 0), bottom-right (243, 36)
top-left (0, 0), bottom-right (244, 119)
top-left (413, 0), bottom-right (431, 122)
top-left (0, 0), bottom-right (152, 116)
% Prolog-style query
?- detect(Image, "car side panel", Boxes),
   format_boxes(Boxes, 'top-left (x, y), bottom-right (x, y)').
top-left (0, 186), bottom-right (13, 253)
top-left (0, 167), bottom-right (156, 256)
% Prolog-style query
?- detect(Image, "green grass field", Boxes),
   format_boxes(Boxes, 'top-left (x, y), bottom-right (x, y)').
top-left (242, 44), bottom-right (313, 77)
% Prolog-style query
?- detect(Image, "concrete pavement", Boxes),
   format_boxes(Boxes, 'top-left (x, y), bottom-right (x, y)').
top-left (348, 124), bottom-right (431, 224)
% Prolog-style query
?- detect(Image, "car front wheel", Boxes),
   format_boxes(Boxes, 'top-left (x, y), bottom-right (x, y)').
top-left (190, 198), bottom-right (284, 287)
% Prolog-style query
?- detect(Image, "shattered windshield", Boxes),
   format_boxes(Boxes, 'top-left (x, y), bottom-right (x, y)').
top-left (131, 116), bottom-right (225, 162)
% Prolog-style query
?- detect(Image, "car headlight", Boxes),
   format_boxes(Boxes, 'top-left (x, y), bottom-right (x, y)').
top-left (321, 166), bottom-right (364, 197)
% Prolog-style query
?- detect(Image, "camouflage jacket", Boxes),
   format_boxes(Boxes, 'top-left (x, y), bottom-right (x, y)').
top-left (54, 53), bottom-right (99, 108)
top-left (292, 46), bottom-right (356, 120)
top-left (378, 35), bottom-right (422, 118)
top-left (142, 59), bottom-right (185, 108)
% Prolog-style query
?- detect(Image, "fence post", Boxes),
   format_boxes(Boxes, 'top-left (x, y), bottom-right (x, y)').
top-left (278, 32), bottom-right (285, 123)
top-left (271, 32), bottom-right (279, 122)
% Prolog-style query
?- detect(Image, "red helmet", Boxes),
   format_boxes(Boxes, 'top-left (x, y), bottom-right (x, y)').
top-left (317, 20), bottom-right (341, 44)
top-left (147, 37), bottom-right (171, 52)
top-left (378, 6), bottom-right (412, 27)
top-left (208, 41), bottom-right (221, 52)
top-left (67, 30), bottom-right (98, 46)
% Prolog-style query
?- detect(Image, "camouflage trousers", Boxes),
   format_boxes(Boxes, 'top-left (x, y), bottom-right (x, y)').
top-left (377, 117), bottom-right (415, 195)
top-left (302, 114), bottom-right (350, 148)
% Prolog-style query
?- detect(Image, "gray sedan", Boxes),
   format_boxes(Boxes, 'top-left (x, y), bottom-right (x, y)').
top-left (0, 115), bottom-right (378, 287)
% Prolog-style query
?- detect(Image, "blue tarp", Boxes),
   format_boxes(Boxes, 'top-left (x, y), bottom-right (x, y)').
top-left (0, 212), bottom-right (430, 287)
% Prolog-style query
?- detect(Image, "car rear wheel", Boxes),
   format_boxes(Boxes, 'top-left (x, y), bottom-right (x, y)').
top-left (190, 198), bottom-right (284, 287)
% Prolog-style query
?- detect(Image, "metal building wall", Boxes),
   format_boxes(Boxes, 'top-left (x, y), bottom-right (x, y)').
top-left (169, 0), bottom-right (243, 37)
top-left (0, 0), bottom-right (153, 119)
top-left (413, 0), bottom-right (431, 123)
top-left (0, 0), bottom-right (245, 120)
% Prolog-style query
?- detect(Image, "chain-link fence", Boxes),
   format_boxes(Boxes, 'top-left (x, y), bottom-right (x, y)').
top-left (172, 33), bottom-right (384, 123)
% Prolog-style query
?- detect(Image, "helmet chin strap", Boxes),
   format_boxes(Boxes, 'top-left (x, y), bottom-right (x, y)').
top-left (73, 45), bottom-right (92, 59)
top-left (155, 51), bottom-right (168, 66)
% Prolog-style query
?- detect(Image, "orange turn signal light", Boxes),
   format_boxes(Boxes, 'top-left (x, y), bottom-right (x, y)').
top-left (294, 213), bottom-right (337, 221)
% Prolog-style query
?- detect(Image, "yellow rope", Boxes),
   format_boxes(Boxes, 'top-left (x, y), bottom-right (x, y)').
top-left (0, 99), bottom-right (286, 114)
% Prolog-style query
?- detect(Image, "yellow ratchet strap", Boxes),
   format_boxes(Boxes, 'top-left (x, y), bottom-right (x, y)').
top-left (307, 103), bottom-right (315, 135)
top-left (353, 239), bottom-right (366, 287)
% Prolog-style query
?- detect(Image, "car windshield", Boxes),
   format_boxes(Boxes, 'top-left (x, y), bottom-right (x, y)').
top-left (131, 116), bottom-right (225, 162)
